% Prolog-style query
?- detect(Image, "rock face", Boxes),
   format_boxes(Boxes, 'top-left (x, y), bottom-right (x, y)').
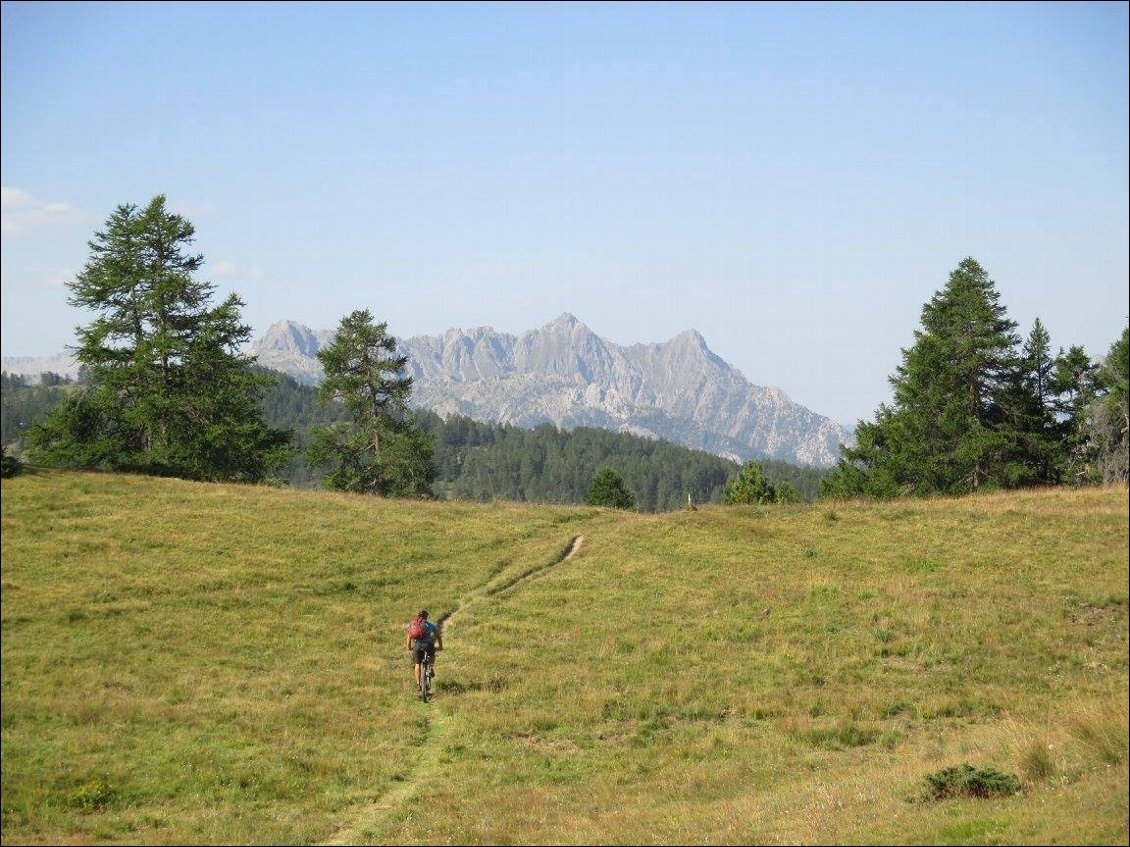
top-left (248, 314), bottom-right (851, 466)
top-left (246, 321), bottom-right (335, 385)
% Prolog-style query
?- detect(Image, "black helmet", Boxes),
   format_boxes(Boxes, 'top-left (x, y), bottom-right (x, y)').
top-left (418, 609), bottom-right (429, 619)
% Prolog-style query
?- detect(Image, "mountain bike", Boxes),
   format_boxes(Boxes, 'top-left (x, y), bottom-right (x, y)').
top-left (418, 649), bottom-right (435, 702)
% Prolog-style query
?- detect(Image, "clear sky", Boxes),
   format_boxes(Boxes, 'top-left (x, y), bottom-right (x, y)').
top-left (2, 1), bottom-right (1126, 424)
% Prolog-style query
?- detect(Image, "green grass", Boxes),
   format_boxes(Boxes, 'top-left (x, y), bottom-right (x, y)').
top-left (2, 470), bottom-right (1127, 844)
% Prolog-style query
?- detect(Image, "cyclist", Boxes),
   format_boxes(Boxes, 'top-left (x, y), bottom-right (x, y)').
top-left (406, 609), bottom-right (443, 695)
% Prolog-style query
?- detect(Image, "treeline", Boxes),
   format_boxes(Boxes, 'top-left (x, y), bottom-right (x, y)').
top-left (824, 258), bottom-right (1129, 498)
top-left (420, 414), bottom-right (827, 510)
top-left (15, 196), bottom-right (1120, 505)
top-left (5, 367), bottom-right (828, 510)
top-left (259, 370), bottom-right (828, 509)
top-left (425, 415), bottom-right (735, 510)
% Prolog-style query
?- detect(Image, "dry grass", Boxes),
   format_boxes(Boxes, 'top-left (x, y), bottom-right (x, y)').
top-left (2, 471), bottom-right (1126, 844)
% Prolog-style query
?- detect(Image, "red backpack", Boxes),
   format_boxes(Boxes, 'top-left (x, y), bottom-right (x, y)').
top-left (407, 616), bottom-right (429, 640)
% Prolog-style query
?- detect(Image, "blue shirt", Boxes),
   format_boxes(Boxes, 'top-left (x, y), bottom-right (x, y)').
top-left (414, 620), bottom-right (439, 644)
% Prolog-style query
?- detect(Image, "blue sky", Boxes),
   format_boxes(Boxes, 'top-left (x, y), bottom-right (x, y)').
top-left (2, 2), bottom-right (1126, 424)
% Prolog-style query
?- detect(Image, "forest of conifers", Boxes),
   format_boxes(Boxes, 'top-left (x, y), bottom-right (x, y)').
top-left (1, 369), bottom-right (828, 511)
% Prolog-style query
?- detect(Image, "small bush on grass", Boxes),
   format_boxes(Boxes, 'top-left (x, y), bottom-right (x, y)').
top-left (1, 445), bottom-right (22, 478)
top-left (920, 763), bottom-right (1021, 800)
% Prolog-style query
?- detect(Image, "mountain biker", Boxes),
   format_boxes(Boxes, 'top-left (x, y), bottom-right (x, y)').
top-left (406, 609), bottom-right (442, 694)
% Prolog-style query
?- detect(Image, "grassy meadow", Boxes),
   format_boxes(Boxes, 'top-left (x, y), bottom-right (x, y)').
top-left (1, 470), bottom-right (1127, 844)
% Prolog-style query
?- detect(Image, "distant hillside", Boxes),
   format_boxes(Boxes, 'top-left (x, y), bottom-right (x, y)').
top-left (259, 371), bottom-right (827, 507)
top-left (3, 370), bottom-right (828, 509)
top-left (1, 316), bottom-right (852, 466)
top-left (248, 314), bottom-right (852, 466)
top-left (2, 472), bottom-right (1125, 845)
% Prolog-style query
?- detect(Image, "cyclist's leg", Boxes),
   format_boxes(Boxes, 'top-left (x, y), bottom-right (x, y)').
top-left (412, 642), bottom-right (424, 688)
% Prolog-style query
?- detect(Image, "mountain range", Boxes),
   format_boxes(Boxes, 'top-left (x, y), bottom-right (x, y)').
top-left (250, 314), bottom-right (850, 466)
top-left (1, 314), bottom-right (851, 466)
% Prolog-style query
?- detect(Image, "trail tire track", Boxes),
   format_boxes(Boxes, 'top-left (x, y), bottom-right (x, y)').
top-left (318, 535), bottom-right (585, 845)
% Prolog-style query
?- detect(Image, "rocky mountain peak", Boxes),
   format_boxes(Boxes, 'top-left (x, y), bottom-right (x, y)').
top-left (246, 315), bottom-right (850, 465)
top-left (255, 320), bottom-right (324, 357)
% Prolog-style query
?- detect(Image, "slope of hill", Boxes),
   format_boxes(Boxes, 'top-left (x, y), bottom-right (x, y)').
top-left (247, 314), bottom-right (851, 466)
top-left (2, 471), bottom-right (1126, 845)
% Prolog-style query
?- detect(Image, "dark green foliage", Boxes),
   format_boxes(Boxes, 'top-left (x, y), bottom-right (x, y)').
top-left (584, 467), bottom-right (636, 509)
top-left (419, 415), bottom-right (748, 510)
top-left (308, 417), bottom-right (435, 497)
top-left (24, 196), bottom-right (290, 481)
top-left (258, 368), bottom-right (347, 487)
top-left (1091, 327), bottom-right (1129, 484)
top-left (823, 255), bottom-right (1126, 499)
top-left (309, 310), bottom-right (435, 497)
top-left (773, 480), bottom-right (803, 504)
top-left (724, 460), bottom-right (774, 504)
top-left (920, 763), bottom-right (1021, 800)
top-left (825, 258), bottom-right (1047, 498)
top-left (1005, 318), bottom-right (1061, 484)
top-left (1, 444), bottom-right (22, 477)
top-left (1050, 344), bottom-right (1101, 482)
top-left (418, 414), bottom-right (827, 509)
top-left (1045, 330), bottom-right (1129, 486)
top-left (723, 460), bottom-right (804, 505)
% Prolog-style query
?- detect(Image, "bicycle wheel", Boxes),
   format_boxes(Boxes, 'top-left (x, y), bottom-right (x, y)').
top-left (420, 660), bottom-right (430, 702)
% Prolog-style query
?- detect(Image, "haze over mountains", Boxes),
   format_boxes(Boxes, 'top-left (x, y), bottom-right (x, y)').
top-left (1, 314), bottom-right (851, 466)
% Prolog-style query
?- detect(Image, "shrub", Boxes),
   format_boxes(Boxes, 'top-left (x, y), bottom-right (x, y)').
top-left (584, 467), bottom-right (636, 509)
top-left (921, 763), bottom-right (1021, 800)
top-left (1, 445), bottom-right (22, 478)
top-left (69, 776), bottom-right (114, 811)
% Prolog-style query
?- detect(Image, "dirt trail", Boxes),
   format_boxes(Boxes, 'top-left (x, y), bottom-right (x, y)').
top-left (317, 534), bottom-right (585, 845)
top-left (440, 534), bottom-right (583, 634)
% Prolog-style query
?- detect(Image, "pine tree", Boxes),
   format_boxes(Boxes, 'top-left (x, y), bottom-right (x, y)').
top-left (27, 196), bottom-right (290, 480)
top-left (723, 460), bottom-right (775, 504)
top-left (584, 467), bottom-right (636, 509)
top-left (1050, 345), bottom-right (1100, 482)
top-left (1092, 327), bottom-right (1129, 484)
top-left (823, 258), bottom-right (1023, 497)
top-left (308, 309), bottom-right (435, 496)
top-left (1003, 318), bottom-right (1060, 484)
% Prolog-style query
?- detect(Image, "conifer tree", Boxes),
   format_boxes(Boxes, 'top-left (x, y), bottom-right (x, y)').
top-left (1050, 344), bottom-right (1100, 482)
top-left (27, 196), bottom-right (290, 480)
top-left (1004, 318), bottom-right (1060, 484)
top-left (724, 460), bottom-right (775, 504)
top-left (584, 467), bottom-right (636, 509)
top-left (823, 258), bottom-right (1025, 497)
top-left (1092, 327), bottom-right (1129, 483)
top-left (308, 309), bottom-right (435, 496)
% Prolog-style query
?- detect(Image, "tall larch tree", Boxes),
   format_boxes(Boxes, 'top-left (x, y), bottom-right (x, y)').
top-left (308, 309), bottom-right (435, 496)
top-left (27, 195), bottom-right (290, 480)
